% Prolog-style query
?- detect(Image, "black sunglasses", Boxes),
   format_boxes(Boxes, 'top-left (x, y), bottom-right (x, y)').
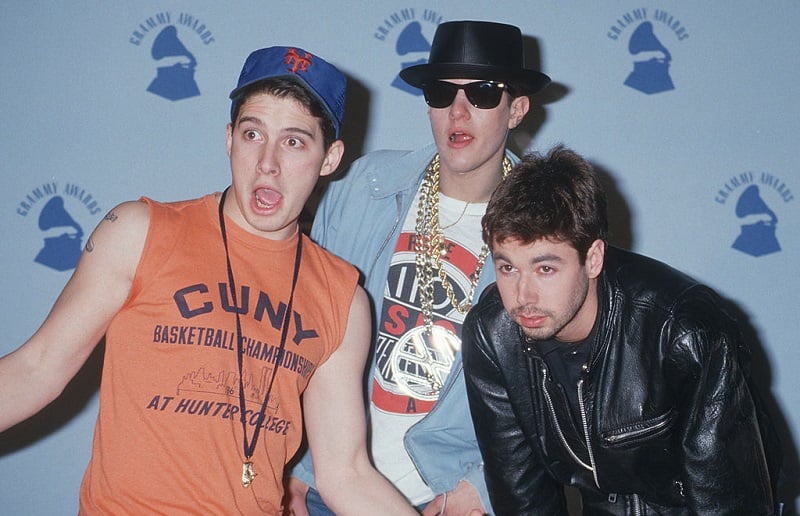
top-left (422, 80), bottom-right (509, 109)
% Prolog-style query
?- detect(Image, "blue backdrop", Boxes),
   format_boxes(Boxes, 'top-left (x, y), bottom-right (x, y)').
top-left (1, 2), bottom-right (797, 513)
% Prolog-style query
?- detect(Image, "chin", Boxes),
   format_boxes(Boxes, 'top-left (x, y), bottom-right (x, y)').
top-left (520, 326), bottom-right (555, 342)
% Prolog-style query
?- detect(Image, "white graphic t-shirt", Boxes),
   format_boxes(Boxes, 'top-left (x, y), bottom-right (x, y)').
top-left (370, 191), bottom-right (487, 504)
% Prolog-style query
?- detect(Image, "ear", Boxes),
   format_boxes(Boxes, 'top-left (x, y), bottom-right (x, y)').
top-left (508, 95), bottom-right (530, 129)
top-left (225, 123), bottom-right (233, 157)
top-left (585, 239), bottom-right (605, 279)
top-left (319, 139), bottom-right (344, 177)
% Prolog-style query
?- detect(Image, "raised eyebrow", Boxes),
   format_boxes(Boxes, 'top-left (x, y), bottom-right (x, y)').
top-left (237, 116), bottom-right (316, 140)
top-left (282, 126), bottom-right (316, 140)
top-left (237, 115), bottom-right (264, 127)
top-left (532, 253), bottom-right (564, 265)
top-left (491, 250), bottom-right (510, 263)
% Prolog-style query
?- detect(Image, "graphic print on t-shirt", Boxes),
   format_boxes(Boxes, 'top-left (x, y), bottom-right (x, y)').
top-left (372, 230), bottom-right (479, 415)
top-left (143, 282), bottom-right (325, 435)
top-left (177, 364), bottom-right (277, 408)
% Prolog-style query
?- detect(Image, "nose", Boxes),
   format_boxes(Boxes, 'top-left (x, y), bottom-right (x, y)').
top-left (515, 273), bottom-right (538, 306)
top-left (257, 142), bottom-right (280, 175)
top-left (448, 90), bottom-right (471, 120)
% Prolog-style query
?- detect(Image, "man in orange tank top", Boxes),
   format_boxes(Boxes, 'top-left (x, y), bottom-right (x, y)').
top-left (0, 46), bottom-right (416, 515)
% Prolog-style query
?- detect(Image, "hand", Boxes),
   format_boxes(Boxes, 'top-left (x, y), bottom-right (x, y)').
top-left (421, 480), bottom-right (485, 516)
top-left (284, 477), bottom-right (310, 516)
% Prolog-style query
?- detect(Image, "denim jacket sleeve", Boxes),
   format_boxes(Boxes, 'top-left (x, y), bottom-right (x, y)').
top-left (290, 148), bottom-right (431, 490)
top-left (405, 352), bottom-right (494, 513)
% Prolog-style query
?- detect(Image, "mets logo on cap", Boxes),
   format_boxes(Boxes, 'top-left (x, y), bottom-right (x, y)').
top-left (229, 46), bottom-right (347, 138)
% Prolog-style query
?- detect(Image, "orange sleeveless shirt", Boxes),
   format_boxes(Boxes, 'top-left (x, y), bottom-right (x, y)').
top-left (79, 195), bottom-right (358, 514)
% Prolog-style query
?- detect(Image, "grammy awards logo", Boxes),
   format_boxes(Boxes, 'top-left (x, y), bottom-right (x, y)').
top-left (715, 171), bottom-right (794, 257)
top-left (16, 183), bottom-right (104, 271)
top-left (35, 196), bottom-right (84, 271)
top-left (624, 21), bottom-right (674, 94)
top-left (391, 21), bottom-right (432, 95)
top-left (731, 185), bottom-right (780, 256)
top-left (607, 9), bottom-right (689, 95)
top-left (372, 8), bottom-right (444, 95)
top-left (129, 12), bottom-right (216, 101)
top-left (147, 25), bottom-right (200, 101)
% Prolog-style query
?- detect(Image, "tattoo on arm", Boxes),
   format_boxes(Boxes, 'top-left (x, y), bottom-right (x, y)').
top-left (85, 210), bottom-right (119, 253)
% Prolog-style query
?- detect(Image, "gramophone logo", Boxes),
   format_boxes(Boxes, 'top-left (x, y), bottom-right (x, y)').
top-left (715, 172), bottom-right (794, 257)
top-left (607, 9), bottom-right (689, 94)
top-left (372, 8), bottom-right (445, 96)
top-left (129, 12), bottom-right (216, 101)
top-left (16, 183), bottom-right (104, 271)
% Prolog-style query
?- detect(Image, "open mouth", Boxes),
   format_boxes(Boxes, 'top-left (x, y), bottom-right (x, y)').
top-left (448, 131), bottom-right (472, 143)
top-left (255, 187), bottom-right (282, 210)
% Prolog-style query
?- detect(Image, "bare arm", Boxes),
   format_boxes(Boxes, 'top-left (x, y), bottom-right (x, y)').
top-left (420, 480), bottom-right (484, 516)
top-left (0, 201), bottom-right (149, 431)
top-left (302, 286), bottom-right (416, 515)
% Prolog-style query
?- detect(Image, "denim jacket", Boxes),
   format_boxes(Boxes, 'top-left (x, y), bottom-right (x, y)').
top-left (291, 144), bottom-right (518, 513)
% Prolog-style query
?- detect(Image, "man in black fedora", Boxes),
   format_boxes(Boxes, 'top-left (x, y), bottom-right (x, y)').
top-left (289, 21), bottom-right (550, 515)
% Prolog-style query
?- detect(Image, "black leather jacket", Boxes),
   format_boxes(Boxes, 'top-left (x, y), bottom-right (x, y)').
top-left (463, 246), bottom-right (775, 515)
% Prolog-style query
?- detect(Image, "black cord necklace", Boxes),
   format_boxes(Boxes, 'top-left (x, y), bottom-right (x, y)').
top-left (217, 187), bottom-right (303, 488)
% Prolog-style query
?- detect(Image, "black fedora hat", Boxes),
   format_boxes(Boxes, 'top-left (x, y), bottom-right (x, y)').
top-left (400, 21), bottom-right (550, 96)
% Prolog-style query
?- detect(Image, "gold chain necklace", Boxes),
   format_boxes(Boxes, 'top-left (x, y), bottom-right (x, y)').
top-left (439, 200), bottom-right (470, 230)
top-left (414, 154), bottom-right (511, 334)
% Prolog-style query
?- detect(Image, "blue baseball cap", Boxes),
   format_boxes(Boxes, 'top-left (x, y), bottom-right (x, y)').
top-left (229, 46), bottom-right (346, 137)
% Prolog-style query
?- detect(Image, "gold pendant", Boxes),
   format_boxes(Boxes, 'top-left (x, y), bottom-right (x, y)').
top-left (242, 461), bottom-right (256, 488)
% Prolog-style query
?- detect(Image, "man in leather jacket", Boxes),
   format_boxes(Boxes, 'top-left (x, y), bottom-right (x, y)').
top-left (462, 145), bottom-right (778, 515)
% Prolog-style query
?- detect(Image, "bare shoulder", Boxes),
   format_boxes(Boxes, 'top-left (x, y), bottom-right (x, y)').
top-left (92, 200), bottom-right (150, 234)
top-left (86, 200), bottom-right (150, 253)
top-left (350, 284), bottom-right (369, 312)
top-left (79, 199), bottom-right (151, 282)
top-left (325, 285), bottom-right (371, 365)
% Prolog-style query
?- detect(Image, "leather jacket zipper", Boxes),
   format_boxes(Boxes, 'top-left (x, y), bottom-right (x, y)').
top-left (540, 367), bottom-right (593, 471)
top-left (604, 415), bottom-right (672, 444)
top-left (632, 493), bottom-right (643, 516)
top-left (577, 378), bottom-right (600, 490)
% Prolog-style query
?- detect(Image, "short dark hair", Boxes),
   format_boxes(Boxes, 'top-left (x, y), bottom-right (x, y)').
top-left (482, 145), bottom-right (608, 262)
top-left (230, 77), bottom-right (337, 149)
